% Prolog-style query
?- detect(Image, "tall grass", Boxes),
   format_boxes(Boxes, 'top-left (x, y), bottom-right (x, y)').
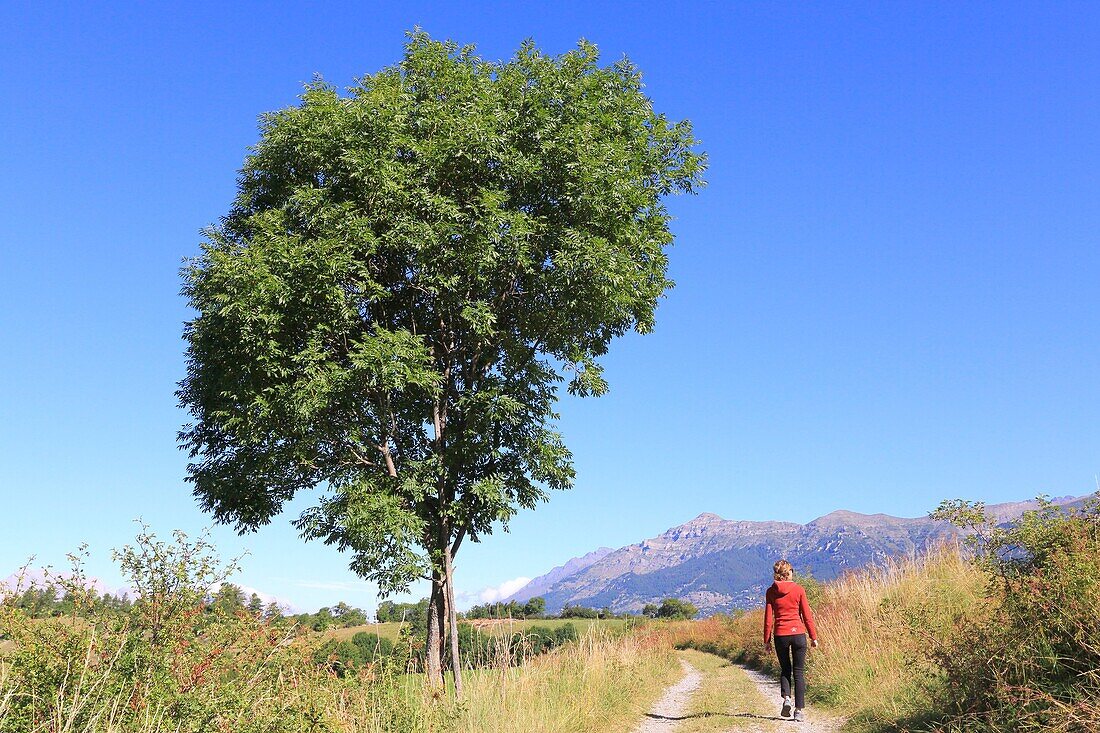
top-left (455, 626), bottom-right (678, 733)
top-left (670, 544), bottom-right (982, 731)
top-left (0, 586), bottom-right (438, 732)
top-left (671, 499), bottom-right (1100, 733)
top-left (0, 615), bottom-right (674, 733)
top-left (0, 529), bottom-right (677, 733)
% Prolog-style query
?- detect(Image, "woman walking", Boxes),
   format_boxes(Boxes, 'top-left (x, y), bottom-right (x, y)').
top-left (763, 559), bottom-right (819, 722)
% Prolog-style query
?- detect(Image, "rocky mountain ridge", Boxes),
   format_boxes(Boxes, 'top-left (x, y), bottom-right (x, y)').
top-left (504, 494), bottom-right (1087, 615)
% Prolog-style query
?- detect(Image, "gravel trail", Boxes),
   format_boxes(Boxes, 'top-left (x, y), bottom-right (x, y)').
top-left (734, 665), bottom-right (847, 732)
top-left (631, 658), bottom-right (704, 732)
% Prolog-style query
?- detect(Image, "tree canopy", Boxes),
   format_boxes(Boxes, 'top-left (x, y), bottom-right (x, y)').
top-left (179, 31), bottom-right (705, 688)
top-left (656, 597), bottom-right (699, 620)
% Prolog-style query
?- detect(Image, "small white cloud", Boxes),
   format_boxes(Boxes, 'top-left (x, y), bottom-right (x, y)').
top-left (473, 577), bottom-right (532, 605)
top-left (235, 585), bottom-right (298, 614)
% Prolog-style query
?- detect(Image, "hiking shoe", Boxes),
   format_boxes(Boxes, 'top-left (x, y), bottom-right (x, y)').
top-left (780, 696), bottom-right (792, 718)
top-left (793, 709), bottom-right (806, 722)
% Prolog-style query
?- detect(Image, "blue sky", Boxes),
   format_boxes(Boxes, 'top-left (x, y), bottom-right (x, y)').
top-left (2, 1), bottom-right (1098, 613)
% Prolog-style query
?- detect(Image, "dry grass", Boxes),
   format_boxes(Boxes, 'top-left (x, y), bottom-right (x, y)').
top-left (670, 544), bottom-right (983, 732)
top-left (807, 544), bottom-right (980, 728)
top-left (0, 616), bottom-right (675, 733)
top-left (453, 626), bottom-right (679, 733)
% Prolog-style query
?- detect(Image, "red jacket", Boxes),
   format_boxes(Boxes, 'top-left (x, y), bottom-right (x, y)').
top-left (763, 580), bottom-right (818, 643)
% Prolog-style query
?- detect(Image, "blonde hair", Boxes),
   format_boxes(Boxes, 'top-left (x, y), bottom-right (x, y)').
top-left (773, 559), bottom-right (793, 581)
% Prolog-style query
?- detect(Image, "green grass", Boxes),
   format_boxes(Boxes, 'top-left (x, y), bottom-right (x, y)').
top-left (676, 650), bottom-right (781, 732)
top-left (464, 618), bottom-right (628, 636)
top-left (324, 621), bottom-right (406, 642)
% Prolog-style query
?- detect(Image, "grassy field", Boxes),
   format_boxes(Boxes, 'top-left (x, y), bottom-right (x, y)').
top-left (324, 621), bottom-right (405, 642)
top-left (0, 609), bottom-right (674, 733)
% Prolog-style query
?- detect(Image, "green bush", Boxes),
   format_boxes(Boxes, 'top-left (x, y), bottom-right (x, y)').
top-left (452, 622), bottom-right (580, 668)
top-left (932, 496), bottom-right (1100, 732)
top-left (560, 605), bottom-right (599, 619)
top-left (0, 528), bottom-right (429, 732)
top-left (351, 631), bottom-right (394, 659)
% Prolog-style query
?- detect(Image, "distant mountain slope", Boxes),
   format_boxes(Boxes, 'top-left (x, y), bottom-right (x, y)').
top-left (503, 547), bottom-right (614, 604)
top-left (515, 495), bottom-right (1087, 615)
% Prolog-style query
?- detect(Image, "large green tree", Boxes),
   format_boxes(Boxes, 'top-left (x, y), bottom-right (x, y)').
top-left (179, 32), bottom-right (704, 693)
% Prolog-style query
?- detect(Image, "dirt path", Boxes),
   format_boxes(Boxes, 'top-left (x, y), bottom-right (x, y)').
top-left (633, 653), bottom-right (847, 733)
top-left (735, 665), bottom-right (847, 732)
top-left (631, 657), bottom-right (704, 732)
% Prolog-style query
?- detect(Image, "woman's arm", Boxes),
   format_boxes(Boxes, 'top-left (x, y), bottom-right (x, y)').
top-left (799, 589), bottom-right (818, 643)
top-left (763, 597), bottom-right (774, 647)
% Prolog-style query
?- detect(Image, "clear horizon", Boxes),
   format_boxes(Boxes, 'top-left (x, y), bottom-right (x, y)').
top-left (3, 2), bottom-right (1099, 615)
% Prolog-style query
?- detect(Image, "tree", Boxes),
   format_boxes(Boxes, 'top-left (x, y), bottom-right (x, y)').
top-left (179, 31), bottom-right (704, 696)
top-left (375, 598), bottom-right (425, 623)
top-left (522, 596), bottom-right (546, 619)
top-left (642, 603), bottom-right (658, 618)
top-left (376, 601), bottom-right (395, 623)
top-left (656, 598), bottom-right (698, 620)
top-left (332, 601), bottom-right (368, 627)
top-left (211, 583), bottom-right (245, 615)
top-left (247, 592), bottom-right (264, 616)
top-left (310, 607), bottom-right (335, 632)
top-left (560, 604), bottom-right (599, 619)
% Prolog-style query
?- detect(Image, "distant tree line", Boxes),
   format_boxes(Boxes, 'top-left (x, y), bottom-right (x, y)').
top-left (375, 599), bottom-right (430, 624)
top-left (2, 585), bottom-right (133, 618)
top-left (313, 621), bottom-right (581, 677)
top-left (462, 596), bottom-right (699, 621)
top-left (6, 582), bottom-right (698, 630)
top-left (3, 581), bottom-right (289, 623)
top-left (285, 601), bottom-right (370, 631)
top-left (463, 597), bottom-right (546, 620)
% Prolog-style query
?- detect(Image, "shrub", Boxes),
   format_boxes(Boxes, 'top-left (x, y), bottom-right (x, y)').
top-left (352, 631), bottom-right (394, 660)
top-left (454, 622), bottom-right (580, 668)
top-left (560, 605), bottom-right (599, 619)
top-left (931, 496), bottom-right (1100, 731)
top-left (0, 527), bottom-right (430, 732)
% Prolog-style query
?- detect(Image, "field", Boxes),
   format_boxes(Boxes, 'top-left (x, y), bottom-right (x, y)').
top-left (7, 503), bottom-right (1099, 732)
top-left (324, 617), bottom-right (629, 643)
top-left (0, 601), bottom-right (674, 733)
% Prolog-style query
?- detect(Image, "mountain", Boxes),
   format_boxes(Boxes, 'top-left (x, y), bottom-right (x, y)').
top-left (505, 547), bottom-right (614, 604)
top-left (510, 494), bottom-right (1088, 616)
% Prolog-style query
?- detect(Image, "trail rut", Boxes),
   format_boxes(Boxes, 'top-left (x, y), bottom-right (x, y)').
top-left (631, 658), bottom-right (703, 732)
top-left (735, 664), bottom-right (847, 732)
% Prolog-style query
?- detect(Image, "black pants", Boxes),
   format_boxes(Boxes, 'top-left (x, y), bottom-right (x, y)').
top-left (774, 633), bottom-right (807, 709)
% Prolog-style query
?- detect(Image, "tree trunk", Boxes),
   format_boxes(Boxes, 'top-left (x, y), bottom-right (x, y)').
top-left (436, 579), bottom-right (447, 691)
top-left (445, 544), bottom-right (464, 699)
top-left (425, 568), bottom-right (445, 691)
